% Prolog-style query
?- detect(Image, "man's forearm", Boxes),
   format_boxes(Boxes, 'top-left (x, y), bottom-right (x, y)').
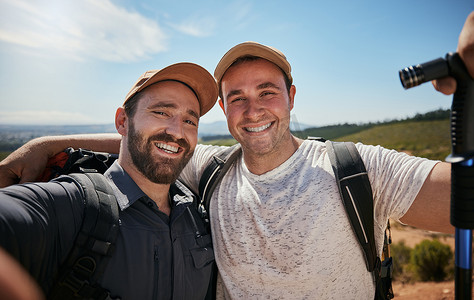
top-left (0, 133), bottom-right (122, 187)
top-left (34, 133), bottom-right (122, 155)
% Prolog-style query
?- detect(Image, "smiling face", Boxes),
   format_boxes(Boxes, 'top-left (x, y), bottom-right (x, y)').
top-left (220, 58), bottom-right (296, 159)
top-left (117, 80), bottom-right (200, 184)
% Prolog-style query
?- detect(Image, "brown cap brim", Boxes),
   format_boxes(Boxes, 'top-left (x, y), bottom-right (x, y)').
top-left (124, 62), bottom-right (218, 116)
top-left (214, 41), bottom-right (292, 85)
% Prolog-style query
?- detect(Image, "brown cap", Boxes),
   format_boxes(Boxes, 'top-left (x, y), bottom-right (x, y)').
top-left (214, 41), bottom-right (292, 85)
top-left (124, 62), bottom-right (218, 116)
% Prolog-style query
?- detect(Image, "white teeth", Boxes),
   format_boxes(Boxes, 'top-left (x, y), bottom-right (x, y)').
top-left (245, 123), bottom-right (271, 132)
top-left (155, 142), bottom-right (178, 153)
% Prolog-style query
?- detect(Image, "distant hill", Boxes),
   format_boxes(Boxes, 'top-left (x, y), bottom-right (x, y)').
top-left (0, 124), bottom-right (116, 151)
top-left (292, 108), bottom-right (450, 141)
top-left (198, 121), bottom-right (229, 136)
top-left (337, 119), bottom-right (451, 160)
top-left (0, 108), bottom-right (451, 156)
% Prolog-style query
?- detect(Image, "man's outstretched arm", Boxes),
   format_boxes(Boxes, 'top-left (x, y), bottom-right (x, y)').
top-left (399, 162), bottom-right (453, 233)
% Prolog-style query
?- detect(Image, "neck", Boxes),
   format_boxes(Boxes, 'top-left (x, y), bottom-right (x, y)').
top-left (243, 135), bottom-right (303, 175)
top-left (118, 156), bottom-right (172, 216)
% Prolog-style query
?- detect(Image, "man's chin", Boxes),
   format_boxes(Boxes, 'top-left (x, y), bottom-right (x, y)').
top-left (145, 165), bottom-right (180, 185)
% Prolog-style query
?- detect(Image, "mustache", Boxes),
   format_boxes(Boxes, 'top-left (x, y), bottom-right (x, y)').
top-left (148, 132), bottom-right (190, 150)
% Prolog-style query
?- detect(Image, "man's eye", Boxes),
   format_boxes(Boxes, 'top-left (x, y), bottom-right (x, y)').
top-left (261, 91), bottom-right (275, 97)
top-left (230, 97), bottom-right (244, 103)
top-left (153, 111), bottom-right (167, 116)
top-left (185, 120), bottom-right (197, 126)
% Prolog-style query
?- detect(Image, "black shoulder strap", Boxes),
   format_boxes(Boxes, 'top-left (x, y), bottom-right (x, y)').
top-left (48, 172), bottom-right (120, 300)
top-left (198, 144), bottom-right (242, 217)
top-left (325, 140), bottom-right (393, 299)
top-left (325, 141), bottom-right (377, 272)
top-left (198, 144), bottom-right (241, 300)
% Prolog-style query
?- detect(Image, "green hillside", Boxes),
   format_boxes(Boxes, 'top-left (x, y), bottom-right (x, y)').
top-left (201, 137), bottom-right (237, 146)
top-left (334, 119), bottom-right (451, 160)
top-left (293, 123), bottom-right (373, 140)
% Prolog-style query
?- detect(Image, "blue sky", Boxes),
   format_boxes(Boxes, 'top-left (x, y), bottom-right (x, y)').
top-left (0, 0), bottom-right (472, 133)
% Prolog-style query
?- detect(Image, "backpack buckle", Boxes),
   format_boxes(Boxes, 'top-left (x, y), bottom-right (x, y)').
top-left (73, 256), bottom-right (97, 277)
top-left (59, 256), bottom-right (97, 296)
top-left (380, 257), bottom-right (393, 279)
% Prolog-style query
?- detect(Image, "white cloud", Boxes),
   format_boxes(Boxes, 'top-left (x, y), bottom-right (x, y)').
top-left (0, 0), bottom-right (167, 62)
top-left (168, 17), bottom-right (215, 37)
top-left (0, 110), bottom-right (105, 125)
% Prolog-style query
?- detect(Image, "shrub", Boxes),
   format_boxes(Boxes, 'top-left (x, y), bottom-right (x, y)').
top-left (410, 239), bottom-right (453, 281)
top-left (390, 240), bottom-right (413, 283)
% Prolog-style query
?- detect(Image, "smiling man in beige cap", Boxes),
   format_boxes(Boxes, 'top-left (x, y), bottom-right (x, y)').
top-left (181, 36), bottom-right (465, 298)
top-left (0, 62), bottom-right (218, 299)
top-left (178, 41), bottom-right (451, 299)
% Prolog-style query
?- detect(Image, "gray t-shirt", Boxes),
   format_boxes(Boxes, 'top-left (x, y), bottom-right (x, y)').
top-left (179, 140), bottom-right (437, 299)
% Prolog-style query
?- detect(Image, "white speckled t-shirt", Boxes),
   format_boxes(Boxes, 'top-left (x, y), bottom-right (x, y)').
top-left (179, 140), bottom-right (437, 299)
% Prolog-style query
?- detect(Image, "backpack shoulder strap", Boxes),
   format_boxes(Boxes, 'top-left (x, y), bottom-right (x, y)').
top-left (48, 172), bottom-right (120, 300)
top-left (198, 144), bottom-right (242, 215)
top-left (325, 140), bottom-right (377, 272)
top-left (198, 144), bottom-right (241, 300)
top-left (325, 140), bottom-right (393, 299)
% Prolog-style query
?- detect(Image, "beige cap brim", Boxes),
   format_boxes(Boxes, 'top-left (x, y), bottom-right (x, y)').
top-left (124, 62), bottom-right (218, 116)
top-left (214, 41), bottom-right (292, 85)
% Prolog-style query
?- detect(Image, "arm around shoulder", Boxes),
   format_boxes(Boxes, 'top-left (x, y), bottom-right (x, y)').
top-left (0, 133), bottom-right (121, 187)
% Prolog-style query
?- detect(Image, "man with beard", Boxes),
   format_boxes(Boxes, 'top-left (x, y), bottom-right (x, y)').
top-left (0, 62), bottom-right (218, 299)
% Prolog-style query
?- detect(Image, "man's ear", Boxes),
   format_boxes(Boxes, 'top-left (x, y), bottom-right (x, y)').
top-left (218, 99), bottom-right (227, 116)
top-left (115, 107), bottom-right (128, 136)
top-left (289, 85), bottom-right (296, 110)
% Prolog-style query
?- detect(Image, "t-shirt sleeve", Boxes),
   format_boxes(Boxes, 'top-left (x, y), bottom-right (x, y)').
top-left (179, 144), bottom-right (230, 193)
top-left (0, 177), bottom-right (85, 289)
top-left (355, 143), bottom-right (438, 223)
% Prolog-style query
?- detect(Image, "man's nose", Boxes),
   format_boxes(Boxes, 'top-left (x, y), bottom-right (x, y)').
top-left (243, 98), bottom-right (264, 119)
top-left (164, 116), bottom-right (184, 139)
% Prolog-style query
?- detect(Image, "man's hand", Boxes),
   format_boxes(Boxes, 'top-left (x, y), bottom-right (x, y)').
top-left (0, 247), bottom-right (45, 300)
top-left (432, 11), bottom-right (474, 95)
top-left (0, 138), bottom-right (51, 187)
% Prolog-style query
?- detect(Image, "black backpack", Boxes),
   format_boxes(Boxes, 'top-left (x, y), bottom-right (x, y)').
top-left (198, 139), bottom-right (394, 300)
top-left (43, 148), bottom-right (121, 300)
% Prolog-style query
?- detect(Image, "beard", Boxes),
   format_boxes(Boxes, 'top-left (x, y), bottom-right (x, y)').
top-left (127, 120), bottom-right (194, 184)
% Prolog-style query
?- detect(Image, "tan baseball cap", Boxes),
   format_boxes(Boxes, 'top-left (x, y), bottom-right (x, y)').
top-left (214, 41), bottom-right (292, 85)
top-left (124, 62), bottom-right (218, 116)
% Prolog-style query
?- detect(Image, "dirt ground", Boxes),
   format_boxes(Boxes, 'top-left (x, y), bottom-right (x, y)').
top-left (392, 280), bottom-right (456, 300)
top-left (390, 223), bottom-right (473, 299)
